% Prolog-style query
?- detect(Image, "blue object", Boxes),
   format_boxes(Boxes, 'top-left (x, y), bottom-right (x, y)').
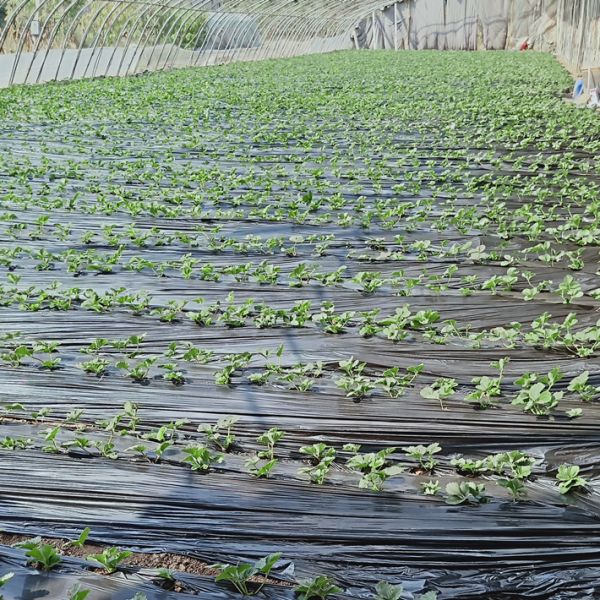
top-left (574, 78), bottom-right (585, 98)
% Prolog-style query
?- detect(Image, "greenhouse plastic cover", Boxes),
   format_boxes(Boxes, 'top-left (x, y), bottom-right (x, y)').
top-left (0, 0), bottom-right (385, 86)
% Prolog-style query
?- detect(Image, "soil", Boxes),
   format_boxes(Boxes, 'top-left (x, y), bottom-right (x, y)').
top-left (0, 531), bottom-right (289, 587)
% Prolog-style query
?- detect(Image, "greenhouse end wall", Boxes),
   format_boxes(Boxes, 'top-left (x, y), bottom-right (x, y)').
top-left (358, 0), bottom-right (600, 71)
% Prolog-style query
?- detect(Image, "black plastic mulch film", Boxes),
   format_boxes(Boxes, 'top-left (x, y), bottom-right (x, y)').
top-left (0, 51), bottom-right (598, 600)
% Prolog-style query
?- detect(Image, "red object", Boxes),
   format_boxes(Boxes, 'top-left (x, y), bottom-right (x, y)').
top-left (519, 40), bottom-right (529, 51)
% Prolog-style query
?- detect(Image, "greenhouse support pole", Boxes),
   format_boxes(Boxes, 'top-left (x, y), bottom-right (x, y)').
top-left (372, 11), bottom-right (376, 49)
top-left (578, 0), bottom-right (586, 70)
top-left (393, 2), bottom-right (398, 50)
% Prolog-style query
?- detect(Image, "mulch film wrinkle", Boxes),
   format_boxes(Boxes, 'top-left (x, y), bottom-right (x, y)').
top-left (0, 50), bottom-right (599, 599)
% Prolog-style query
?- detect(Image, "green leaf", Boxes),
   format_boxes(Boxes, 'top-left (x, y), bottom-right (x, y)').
top-left (375, 580), bottom-right (403, 600)
top-left (254, 552), bottom-right (281, 575)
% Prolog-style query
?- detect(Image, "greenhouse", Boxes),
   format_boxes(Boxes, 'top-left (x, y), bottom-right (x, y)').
top-left (0, 1), bottom-right (599, 599)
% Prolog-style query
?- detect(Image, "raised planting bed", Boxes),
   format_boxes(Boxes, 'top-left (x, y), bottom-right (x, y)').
top-left (0, 50), bottom-right (598, 599)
